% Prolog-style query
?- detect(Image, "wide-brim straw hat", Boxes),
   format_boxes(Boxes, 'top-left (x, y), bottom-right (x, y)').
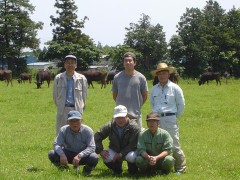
top-left (150, 63), bottom-right (175, 76)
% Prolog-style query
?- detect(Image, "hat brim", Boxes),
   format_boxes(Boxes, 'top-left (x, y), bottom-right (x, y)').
top-left (146, 118), bottom-right (160, 121)
top-left (68, 117), bottom-right (81, 120)
top-left (114, 112), bottom-right (127, 118)
top-left (150, 67), bottom-right (175, 77)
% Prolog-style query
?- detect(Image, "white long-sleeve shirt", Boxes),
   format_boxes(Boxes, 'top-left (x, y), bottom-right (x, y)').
top-left (150, 80), bottom-right (185, 118)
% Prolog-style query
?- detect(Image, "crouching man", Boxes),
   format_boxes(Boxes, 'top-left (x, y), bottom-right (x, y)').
top-left (48, 110), bottom-right (98, 176)
top-left (94, 105), bottom-right (141, 175)
top-left (136, 112), bottom-right (175, 175)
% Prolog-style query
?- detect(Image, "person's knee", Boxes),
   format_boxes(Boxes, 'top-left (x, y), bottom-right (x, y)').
top-left (125, 151), bottom-right (137, 163)
top-left (48, 150), bottom-right (55, 161)
top-left (89, 153), bottom-right (99, 166)
top-left (135, 156), bottom-right (148, 169)
top-left (162, 155), bottom-right (175, 170)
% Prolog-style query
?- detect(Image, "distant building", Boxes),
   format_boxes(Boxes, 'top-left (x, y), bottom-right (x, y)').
top-left (25, 55), bottom-right (37, 64)
top-left (27, 62), bottom-right (58, 70)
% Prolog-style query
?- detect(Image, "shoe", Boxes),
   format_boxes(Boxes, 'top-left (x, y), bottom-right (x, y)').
top-left (175, 171), bottom-right (185, 175)
top-left (82, 165), bottom-right (92, 176)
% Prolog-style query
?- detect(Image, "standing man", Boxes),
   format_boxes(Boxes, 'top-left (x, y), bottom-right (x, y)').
top-left (136, 112), bottom-right (175, 175)
top-left (48, 110), bottom-right (98, 176)
top-left (150, 62), bottom-right (186, 174)
top-left (94, 105), bottom-right (140, 175)
top-left (112, 52), bottom-right (148, 129)
top-left (53, 55), bottom-right (88, 134)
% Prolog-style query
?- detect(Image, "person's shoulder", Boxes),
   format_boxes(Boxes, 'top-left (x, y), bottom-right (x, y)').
top-left (158, 128), bottom-right (171, 136)
top-left (55, 72), bottom-right (65, 79)
top-left (114, 71), bottom-right (124, 78)
top-left (74, 72), bottom-right (86, 79)
top-left (59, 125), bottom-right (70, 133)
top-left (82, 124), bottom-right (93, 131)
top-left (128, 119), bottom-right (140, 128)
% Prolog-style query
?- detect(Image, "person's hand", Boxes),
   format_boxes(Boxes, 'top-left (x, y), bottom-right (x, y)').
top-left (149, 156), bottom-right (157, 166)
top-left (59, 154), bottom-right (68, 166)
top-left (72, 155), bottom-right (81, 167)
top-left (100, 150), bottom-right (110, 160)
top-left (113, 153), bottom-right (122, 162)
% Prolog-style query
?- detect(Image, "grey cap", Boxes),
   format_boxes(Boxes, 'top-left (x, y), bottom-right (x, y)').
top-left (67, 110), bottom-right (82, 120)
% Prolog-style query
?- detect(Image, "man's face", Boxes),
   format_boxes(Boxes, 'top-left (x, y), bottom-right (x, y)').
top-left (115, 116), bottom-right (128, 128)
top-left (157, 70), bottom-right (170, 84)
top-left (64, 59), bottom-right (77, 72)
top-left (147, 119), bottom-right (159, 133)
top-left (123, 56), bottom-right (136, 70)
top-left (68, 119), bottom-right (81, 132)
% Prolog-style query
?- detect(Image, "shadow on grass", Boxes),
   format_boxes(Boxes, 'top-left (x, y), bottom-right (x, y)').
top-left (27, 166), bottom-right (44, 172)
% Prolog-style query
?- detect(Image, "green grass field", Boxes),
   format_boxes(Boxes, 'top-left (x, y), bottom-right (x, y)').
top-left (0, 78), bottom-right (239, 179)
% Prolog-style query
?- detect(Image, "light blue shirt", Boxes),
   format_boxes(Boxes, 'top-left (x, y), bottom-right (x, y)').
top-left (65, 76), bottom-right (74, 105)
top-left (150, 80), bottom-right (185, 117)
top-left (54, 124), bottom-right (96, 158)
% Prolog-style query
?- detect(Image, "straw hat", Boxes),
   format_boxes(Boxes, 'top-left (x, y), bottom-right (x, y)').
top-left (150, 63), bottom-right (175, 76)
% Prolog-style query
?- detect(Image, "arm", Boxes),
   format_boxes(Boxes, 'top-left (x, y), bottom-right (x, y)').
top-left (54, 130), bottom-right (68, 165)
top-left (112, 92), bottom-right (117, 102)
top-left (52, 76), bottom-right (58, 106)
top-left (81, 76), bottom-right (88, 104)
top-left (94, 122), bottom-right (111, 154)
top-left (78, 128), bottom-right (96, 158)
top-left (175, 86), bottom-right (185, 117)
top-left (120, 124), bottom-right (140, 156)
top-left (142, 91), bottom-right (148, 105)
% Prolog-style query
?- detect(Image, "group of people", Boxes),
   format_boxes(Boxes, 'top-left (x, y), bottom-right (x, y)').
top-left (48, 52), bottom-right (186, 176)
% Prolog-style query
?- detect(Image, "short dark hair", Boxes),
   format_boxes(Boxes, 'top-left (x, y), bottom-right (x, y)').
top-left (123, 52), bottom-right (136, 62)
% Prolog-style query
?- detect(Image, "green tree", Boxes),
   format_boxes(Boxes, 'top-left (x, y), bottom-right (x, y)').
top-left (46, 0), bottom-right (99, 69)
top-left (0, 0), bottom-right (43, 71)
top-left (108, 45), bottom-right (142, 72)
top-left (124, 13), bottom-right (167, 72)
top-left (224, 7), bottom-right (240, 76)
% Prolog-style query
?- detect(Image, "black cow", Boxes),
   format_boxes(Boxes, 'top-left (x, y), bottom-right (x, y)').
top-left (198, 72), bottom-right (221, 86)
top-left (0, 70), bottom-right (13, 86)
top-left (35, 70), bottom-right (51, 88)
top-left (152, 73), bottom-right (179, 86)
top-left (18, 73), bottom-right (32, 84)
top-left (79, 70), bottom-right (107, 89)
top-left (106, 71), bottom-right (117, 84)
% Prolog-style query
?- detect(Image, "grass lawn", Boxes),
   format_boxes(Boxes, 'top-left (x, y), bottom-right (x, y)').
top-left (0, 78), bottom-right (239, 179)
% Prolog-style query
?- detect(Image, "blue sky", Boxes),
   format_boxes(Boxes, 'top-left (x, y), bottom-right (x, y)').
top-left (30, 0), bottom-right (240, 49)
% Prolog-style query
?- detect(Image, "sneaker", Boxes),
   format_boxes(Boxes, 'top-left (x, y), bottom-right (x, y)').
top-left (82, 165), bottom-right (92, 176)
top-left (175, 171), bottom-right (185, 175)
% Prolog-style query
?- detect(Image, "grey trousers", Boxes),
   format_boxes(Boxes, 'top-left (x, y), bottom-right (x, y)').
top-left (158, 115), bottom-right (186, 173)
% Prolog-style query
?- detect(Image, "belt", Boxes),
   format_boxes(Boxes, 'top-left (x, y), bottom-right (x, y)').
top-left (160, 113), bottom-right (175, 117)
top-left (65, 104), bottom-right (75, 107)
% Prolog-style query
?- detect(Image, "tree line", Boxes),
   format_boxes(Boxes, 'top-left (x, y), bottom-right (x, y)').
top-left (0, 0), bottom-right (239, 78)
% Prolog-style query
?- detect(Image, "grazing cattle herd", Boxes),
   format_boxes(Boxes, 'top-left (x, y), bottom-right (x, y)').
top-left (0, 68), bottom-right (235, 88)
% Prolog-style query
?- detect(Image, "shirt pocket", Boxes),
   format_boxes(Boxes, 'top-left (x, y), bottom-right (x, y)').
top-left (75, 80), bottom-right (83, 91)
top-left (165, 93), bottom-right (175, 105)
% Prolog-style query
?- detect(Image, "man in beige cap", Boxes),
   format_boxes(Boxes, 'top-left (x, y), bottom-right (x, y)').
top-left (150, 62), bottom-right (186, 174)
